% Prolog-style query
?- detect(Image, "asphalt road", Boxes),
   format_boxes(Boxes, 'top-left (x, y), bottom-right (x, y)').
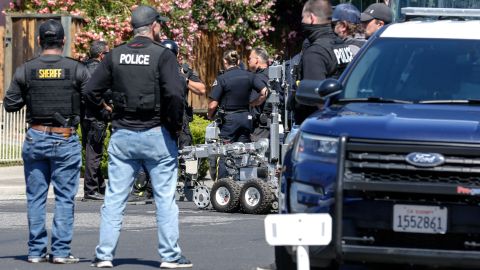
top-left (0, 165), bottom-right (473, 270)
top-left (0, 199), bottom-right (274, 270)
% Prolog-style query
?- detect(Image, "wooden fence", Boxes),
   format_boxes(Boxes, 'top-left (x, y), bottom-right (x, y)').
top-left (190, 32), bottom-right (250, 111)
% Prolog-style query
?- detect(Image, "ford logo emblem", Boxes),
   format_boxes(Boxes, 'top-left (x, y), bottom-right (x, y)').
top-left (405, 152), bottom-right (445, 167)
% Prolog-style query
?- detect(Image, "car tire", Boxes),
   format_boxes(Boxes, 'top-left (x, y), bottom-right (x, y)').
top-left (274, 246), bottom-right (295, 270)
top-left (240, 179), bottom-right (274, 214)
top-left (210, 178), bottom-right (241, 212)
top-left (275, 246), bottom-right (338, 270)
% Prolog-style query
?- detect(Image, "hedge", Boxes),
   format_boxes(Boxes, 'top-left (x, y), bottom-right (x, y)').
top-left (79, 114), bottom-right (211, 180)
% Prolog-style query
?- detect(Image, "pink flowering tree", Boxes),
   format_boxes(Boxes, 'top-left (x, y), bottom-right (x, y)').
top-left (194, 0), bottom-right (275, 50)
top-left (5, 0), bottom-right (277, 60)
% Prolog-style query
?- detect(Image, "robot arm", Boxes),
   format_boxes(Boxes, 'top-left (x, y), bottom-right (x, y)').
top-left (178, 139), bottom-right (269, 161)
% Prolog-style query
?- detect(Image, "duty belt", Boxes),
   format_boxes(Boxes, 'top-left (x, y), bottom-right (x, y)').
top-left (30, 125), bottom-right (76, 138)
top-left (224, 109), bottom-right (248, 114)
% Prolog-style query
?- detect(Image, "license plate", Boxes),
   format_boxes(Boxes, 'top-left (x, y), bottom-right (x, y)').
top-left (393, 204), bottom-right (447, 234)
top-left (264, 214), bottom-right (332, 246)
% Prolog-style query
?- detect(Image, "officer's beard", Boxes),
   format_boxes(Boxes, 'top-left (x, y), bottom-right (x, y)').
top-left (153, 30), bottom-right (162, 42)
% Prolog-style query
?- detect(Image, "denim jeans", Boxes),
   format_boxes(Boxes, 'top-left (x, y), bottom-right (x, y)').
top-left (95, 126), bottom-right (182, 262)
top-left (22, 128), bottom-right (81, 258)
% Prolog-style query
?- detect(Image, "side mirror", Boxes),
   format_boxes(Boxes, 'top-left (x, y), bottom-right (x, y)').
top-left (295, 79), bottom-right (343, 106)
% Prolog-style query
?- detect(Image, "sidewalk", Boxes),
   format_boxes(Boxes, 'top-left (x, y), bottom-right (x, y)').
top-left (0, 165), bottom-right (213, 201)
top-left (0, 166), bottom-right (85, 200)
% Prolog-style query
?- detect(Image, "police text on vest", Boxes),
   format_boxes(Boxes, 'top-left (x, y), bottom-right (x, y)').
top-left (333, 47), bottom-right (353, 65)
top-left (119, 54), bottom-right (150, 65)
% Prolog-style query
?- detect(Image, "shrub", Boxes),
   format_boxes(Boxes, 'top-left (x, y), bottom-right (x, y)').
top-left (77, 124), bottom-right (110, 179)
top-left (190, 114), bottom-right (211, 144)
top-left (189, 114), bottom-right (212, 179)
top-left (78, 115), bottom-right (211, 180)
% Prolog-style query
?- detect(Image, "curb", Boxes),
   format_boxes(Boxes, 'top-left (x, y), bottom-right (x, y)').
top-left (0, 165), bottom-right (86, 200)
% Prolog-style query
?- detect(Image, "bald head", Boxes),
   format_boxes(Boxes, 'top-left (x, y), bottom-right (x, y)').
top-left (302, 0), bottom-right (332, 25)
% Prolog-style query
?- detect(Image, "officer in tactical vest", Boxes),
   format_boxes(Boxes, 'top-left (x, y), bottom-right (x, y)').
top-left (82, 40), bottom-right (111, 201)
top-left (332, 3), bottom-right (366, 57)
top-left (293, 0), bottom-right (353, 125)
top-left (208, 49), bottom-right (268, 179)
top-left (85, 5), bottom-right (192, 269)
top-left (3, 19), bottom-right (89, 264)
top-left (248, 47), bottom-right (280, 141)
top-left (162, 40), bottom-right (206, 186)
top-left (129, 40), bottom-right (207, 201)
top-left (161, 39), bottom-right (206, 149)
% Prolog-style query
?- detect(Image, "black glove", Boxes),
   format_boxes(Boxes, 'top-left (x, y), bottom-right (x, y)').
top-left (181, 63), bottom-right (193, 79)
top-left (100, 108), bottom-right (112, 122)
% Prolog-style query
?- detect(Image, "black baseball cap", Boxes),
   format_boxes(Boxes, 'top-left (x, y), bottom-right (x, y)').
top-left (131, 5), bottom-right (169, 28)
top-left (39, 19), bottom-right (64, 41)
top-left (360, 3), bottom-right (393, 24)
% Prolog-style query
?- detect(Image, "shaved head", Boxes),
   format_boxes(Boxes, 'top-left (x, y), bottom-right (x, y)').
top-left (303, 0), bottom-right (332, 24)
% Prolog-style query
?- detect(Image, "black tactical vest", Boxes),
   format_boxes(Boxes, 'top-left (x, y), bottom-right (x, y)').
top-left (111, 42), bottom-right (164, 114)
top-left (299, 37), bottom-right (354, 80)
top-left (24, 56), bottom-right (81, 124)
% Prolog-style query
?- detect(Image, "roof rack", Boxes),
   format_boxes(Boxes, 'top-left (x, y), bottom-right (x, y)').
top-left (401, 7), bottom-right (480, 18)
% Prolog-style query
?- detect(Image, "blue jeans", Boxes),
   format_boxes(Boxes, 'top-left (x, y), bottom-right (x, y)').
top-left (95, 126), bottom-right (182, 262)
top-left (22, 128), bottom-right (81, 258)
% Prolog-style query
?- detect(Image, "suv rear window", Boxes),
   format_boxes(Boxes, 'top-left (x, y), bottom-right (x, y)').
top-left (343, 38), bottom-right (480, 101)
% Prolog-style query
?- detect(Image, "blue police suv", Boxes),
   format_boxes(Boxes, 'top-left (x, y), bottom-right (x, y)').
top-left (277, 10), bottom-right (480, 270)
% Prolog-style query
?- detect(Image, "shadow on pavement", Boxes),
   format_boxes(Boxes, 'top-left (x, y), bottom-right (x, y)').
top-left (0, 254), bottom-right (28, 262)
top-left (113, 258), bottom-right (160, 268)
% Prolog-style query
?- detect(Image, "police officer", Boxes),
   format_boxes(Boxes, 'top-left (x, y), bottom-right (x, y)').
top-left (161, 39), bottom-right (206, 149)
top-left (294, 0), bottom-right (353, 125)
top-left (248, 47), bottom-right (281, 141)
top-left (85, 5), bottom-right (192, 268)
top-left (360, 3), bottom-right (393, 39)
top-left (208, 49), bottom-right (267, 179)
top-left (82, 40), bottom-right (111, 201)
top-left (129, 40), bottom-right (207, 200)
top-left (162, 40), bottom-right (206, 187)
top-left (3, 19), bottom-right (89, 264)
top-left (332, 3), bottom-right (366, 57)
